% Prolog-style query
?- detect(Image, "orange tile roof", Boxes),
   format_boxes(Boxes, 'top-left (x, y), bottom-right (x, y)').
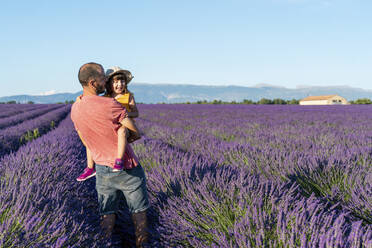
top-left (300, 95), bottom-right (338, 101)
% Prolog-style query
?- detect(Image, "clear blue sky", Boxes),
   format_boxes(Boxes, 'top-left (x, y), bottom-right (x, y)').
top-left (1, 0), bottom-right (371, 97)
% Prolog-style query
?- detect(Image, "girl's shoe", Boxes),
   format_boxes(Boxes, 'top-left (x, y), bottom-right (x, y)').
top-left (76, 167), bottom-right (96, 181)
top-left (113, 158), bottom-right (123, 172)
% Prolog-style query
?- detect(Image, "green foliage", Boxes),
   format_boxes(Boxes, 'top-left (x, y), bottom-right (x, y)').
top-left (287, 99), bottom-right (299, 104)
top-left (273, 98), bottom-right (287, 105)
top-left (196, 100), bottom-right (208, 104)
top-left (27, 101), bottom-right (35, 104)
top-left (191, 98), bottom-right (300, 105)
top-left (350, 98), bottom-right (372, 104)
top-left (6, 100), bottom-right (17, 104)
top-left (20, 128), bottom-right (41, 143)
top-left (257, 98), bottom-right (273, 104)
top-left (33, 128), bottom-right (40, 138)
top-left (242, 99), bottom-right (254, 104)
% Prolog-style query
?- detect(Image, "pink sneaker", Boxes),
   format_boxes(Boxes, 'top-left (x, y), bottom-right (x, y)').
top-left (76, 167), bottom-right (96, 181)
top-left (113, 158), bottom-right (123, 172)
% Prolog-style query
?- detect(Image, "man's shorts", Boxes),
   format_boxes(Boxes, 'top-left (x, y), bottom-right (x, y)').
top-left (95, 163), bottom-right (150, 215)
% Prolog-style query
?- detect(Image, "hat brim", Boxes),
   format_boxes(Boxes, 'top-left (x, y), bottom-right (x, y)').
top-left (106, 70), bottom-right (133, 84)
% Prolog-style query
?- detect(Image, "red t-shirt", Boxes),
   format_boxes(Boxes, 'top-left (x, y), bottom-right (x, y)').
top-left (71, 95), bottom-right (139, 168)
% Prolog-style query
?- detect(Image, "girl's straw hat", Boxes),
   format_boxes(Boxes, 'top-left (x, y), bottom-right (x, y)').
top-left (105, 66), bottom-right (134, 84)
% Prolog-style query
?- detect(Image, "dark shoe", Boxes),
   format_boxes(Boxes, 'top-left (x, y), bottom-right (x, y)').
top-left (128, 130), bottom-right (141, 143)
top-left (131, 211), bottom-right (149, 248)
top-left (100, 214), bottom-right (116, 238)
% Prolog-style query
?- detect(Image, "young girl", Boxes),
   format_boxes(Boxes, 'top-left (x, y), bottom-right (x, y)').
top-left (76, 66), bottom-right (140, 181)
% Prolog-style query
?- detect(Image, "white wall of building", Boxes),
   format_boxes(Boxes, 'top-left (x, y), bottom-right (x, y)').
top-left (299, 100), bottom-right (328, 105)
top-left (299, 95), bottom-right (349, 105)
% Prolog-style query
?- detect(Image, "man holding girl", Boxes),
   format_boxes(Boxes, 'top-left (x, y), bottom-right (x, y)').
top-left (71, 62), bottom-right (149, 247)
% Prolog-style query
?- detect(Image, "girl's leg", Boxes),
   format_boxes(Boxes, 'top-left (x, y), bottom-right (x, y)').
top-left (76, 147), bottom-right (96, 181)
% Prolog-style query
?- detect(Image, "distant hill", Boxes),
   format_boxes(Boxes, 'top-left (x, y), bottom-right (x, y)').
top-left (1, 84), bottom-right (371, 104)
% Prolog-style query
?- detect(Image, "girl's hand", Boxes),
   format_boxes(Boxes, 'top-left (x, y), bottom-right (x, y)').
top-left (114, 94), bottom-right (124, 100)
top-left (129, 94), bottom-right (135, 107)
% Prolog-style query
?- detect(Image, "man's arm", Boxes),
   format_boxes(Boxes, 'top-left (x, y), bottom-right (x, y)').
top-left (117, 125), bottom-right (128, 159)
top-left (121, 116), bottom-right (140, 135)
top-left (117, 117), bottom-right (140, 159)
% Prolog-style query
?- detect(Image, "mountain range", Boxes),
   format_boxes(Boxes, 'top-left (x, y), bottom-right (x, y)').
top-left (1, 84), bottom-right (371, 104)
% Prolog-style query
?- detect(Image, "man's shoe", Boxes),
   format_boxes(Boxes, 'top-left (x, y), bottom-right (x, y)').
top-left (100, 214), bottom-right (116, 238)
top-left (132, 211), bottom-right (149, 247)
top-left (76, 167), bottom-right (96, 181)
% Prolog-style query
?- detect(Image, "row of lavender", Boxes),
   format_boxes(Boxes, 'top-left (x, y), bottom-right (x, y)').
top-left (132, 104), bottom-right (372, 247)
top-left (0, 104), bottom-right (43, 119)
top-left (0, 104), bottom-right (371, 247)
top-left (0, 104), bottom-right (62, 129)
top-left (0, 111), bottom-right (155, 247)
top-left (0, 115), bottom-right (108, 247)
top-left (0, 104), bottom-right (71, 157)
top-left (133, 137), bottom-right (371, 247)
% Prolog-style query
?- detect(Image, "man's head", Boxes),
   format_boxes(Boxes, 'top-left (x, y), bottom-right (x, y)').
top-left (78, 62), bottom-right (106, 95)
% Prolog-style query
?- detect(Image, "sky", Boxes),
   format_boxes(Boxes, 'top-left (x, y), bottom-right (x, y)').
top-left (0, 0), bottom-right (371, 97)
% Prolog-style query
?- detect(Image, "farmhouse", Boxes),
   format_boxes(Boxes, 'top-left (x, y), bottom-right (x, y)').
top-left (299, 95), bottom-right (349, 105)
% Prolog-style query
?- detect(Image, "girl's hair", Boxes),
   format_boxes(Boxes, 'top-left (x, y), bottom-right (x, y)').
top-left (105, 74), bottom-right (129, 96)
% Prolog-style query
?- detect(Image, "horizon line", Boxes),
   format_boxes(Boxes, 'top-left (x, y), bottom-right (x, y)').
top-left (1, 83), bottom-right (372, 98)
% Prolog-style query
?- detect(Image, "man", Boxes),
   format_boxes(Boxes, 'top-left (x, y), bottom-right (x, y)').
top-left (71, 62), bottom-right (150, 247)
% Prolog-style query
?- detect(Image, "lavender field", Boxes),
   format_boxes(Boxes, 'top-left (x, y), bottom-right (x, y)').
top-left (0, 104), bottom-right (371, 247)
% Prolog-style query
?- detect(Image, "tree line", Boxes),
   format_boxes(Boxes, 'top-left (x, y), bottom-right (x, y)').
top-left (190, 98), bottom-right (299, 105)
top-left (348, 98), bottom-right (372, 104)
top-left (186, 98), bottom-right (372, 105)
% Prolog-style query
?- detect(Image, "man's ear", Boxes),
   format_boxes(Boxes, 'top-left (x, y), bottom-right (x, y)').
top-left (87, 79), bottom-right (96, 89)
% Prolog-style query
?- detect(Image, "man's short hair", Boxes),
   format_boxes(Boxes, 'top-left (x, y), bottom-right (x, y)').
top-left (78, 62), bottom-right (103, 86)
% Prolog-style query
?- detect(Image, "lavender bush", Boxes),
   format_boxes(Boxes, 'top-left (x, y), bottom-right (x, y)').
top-left (0, 104), bottom-right (371, 247)
top-left (133, 136), bottom-right (371, 247)
top-left (0, 105), bottom-right (71, 157)
top-left (0, 104), bottom-right (42, 119)
top-left (0, 115), bottom-right (109, 247)
top-left (136, 105), bottom-right (372, 227)
top-left (0, 104), bottom-right (62, 129)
